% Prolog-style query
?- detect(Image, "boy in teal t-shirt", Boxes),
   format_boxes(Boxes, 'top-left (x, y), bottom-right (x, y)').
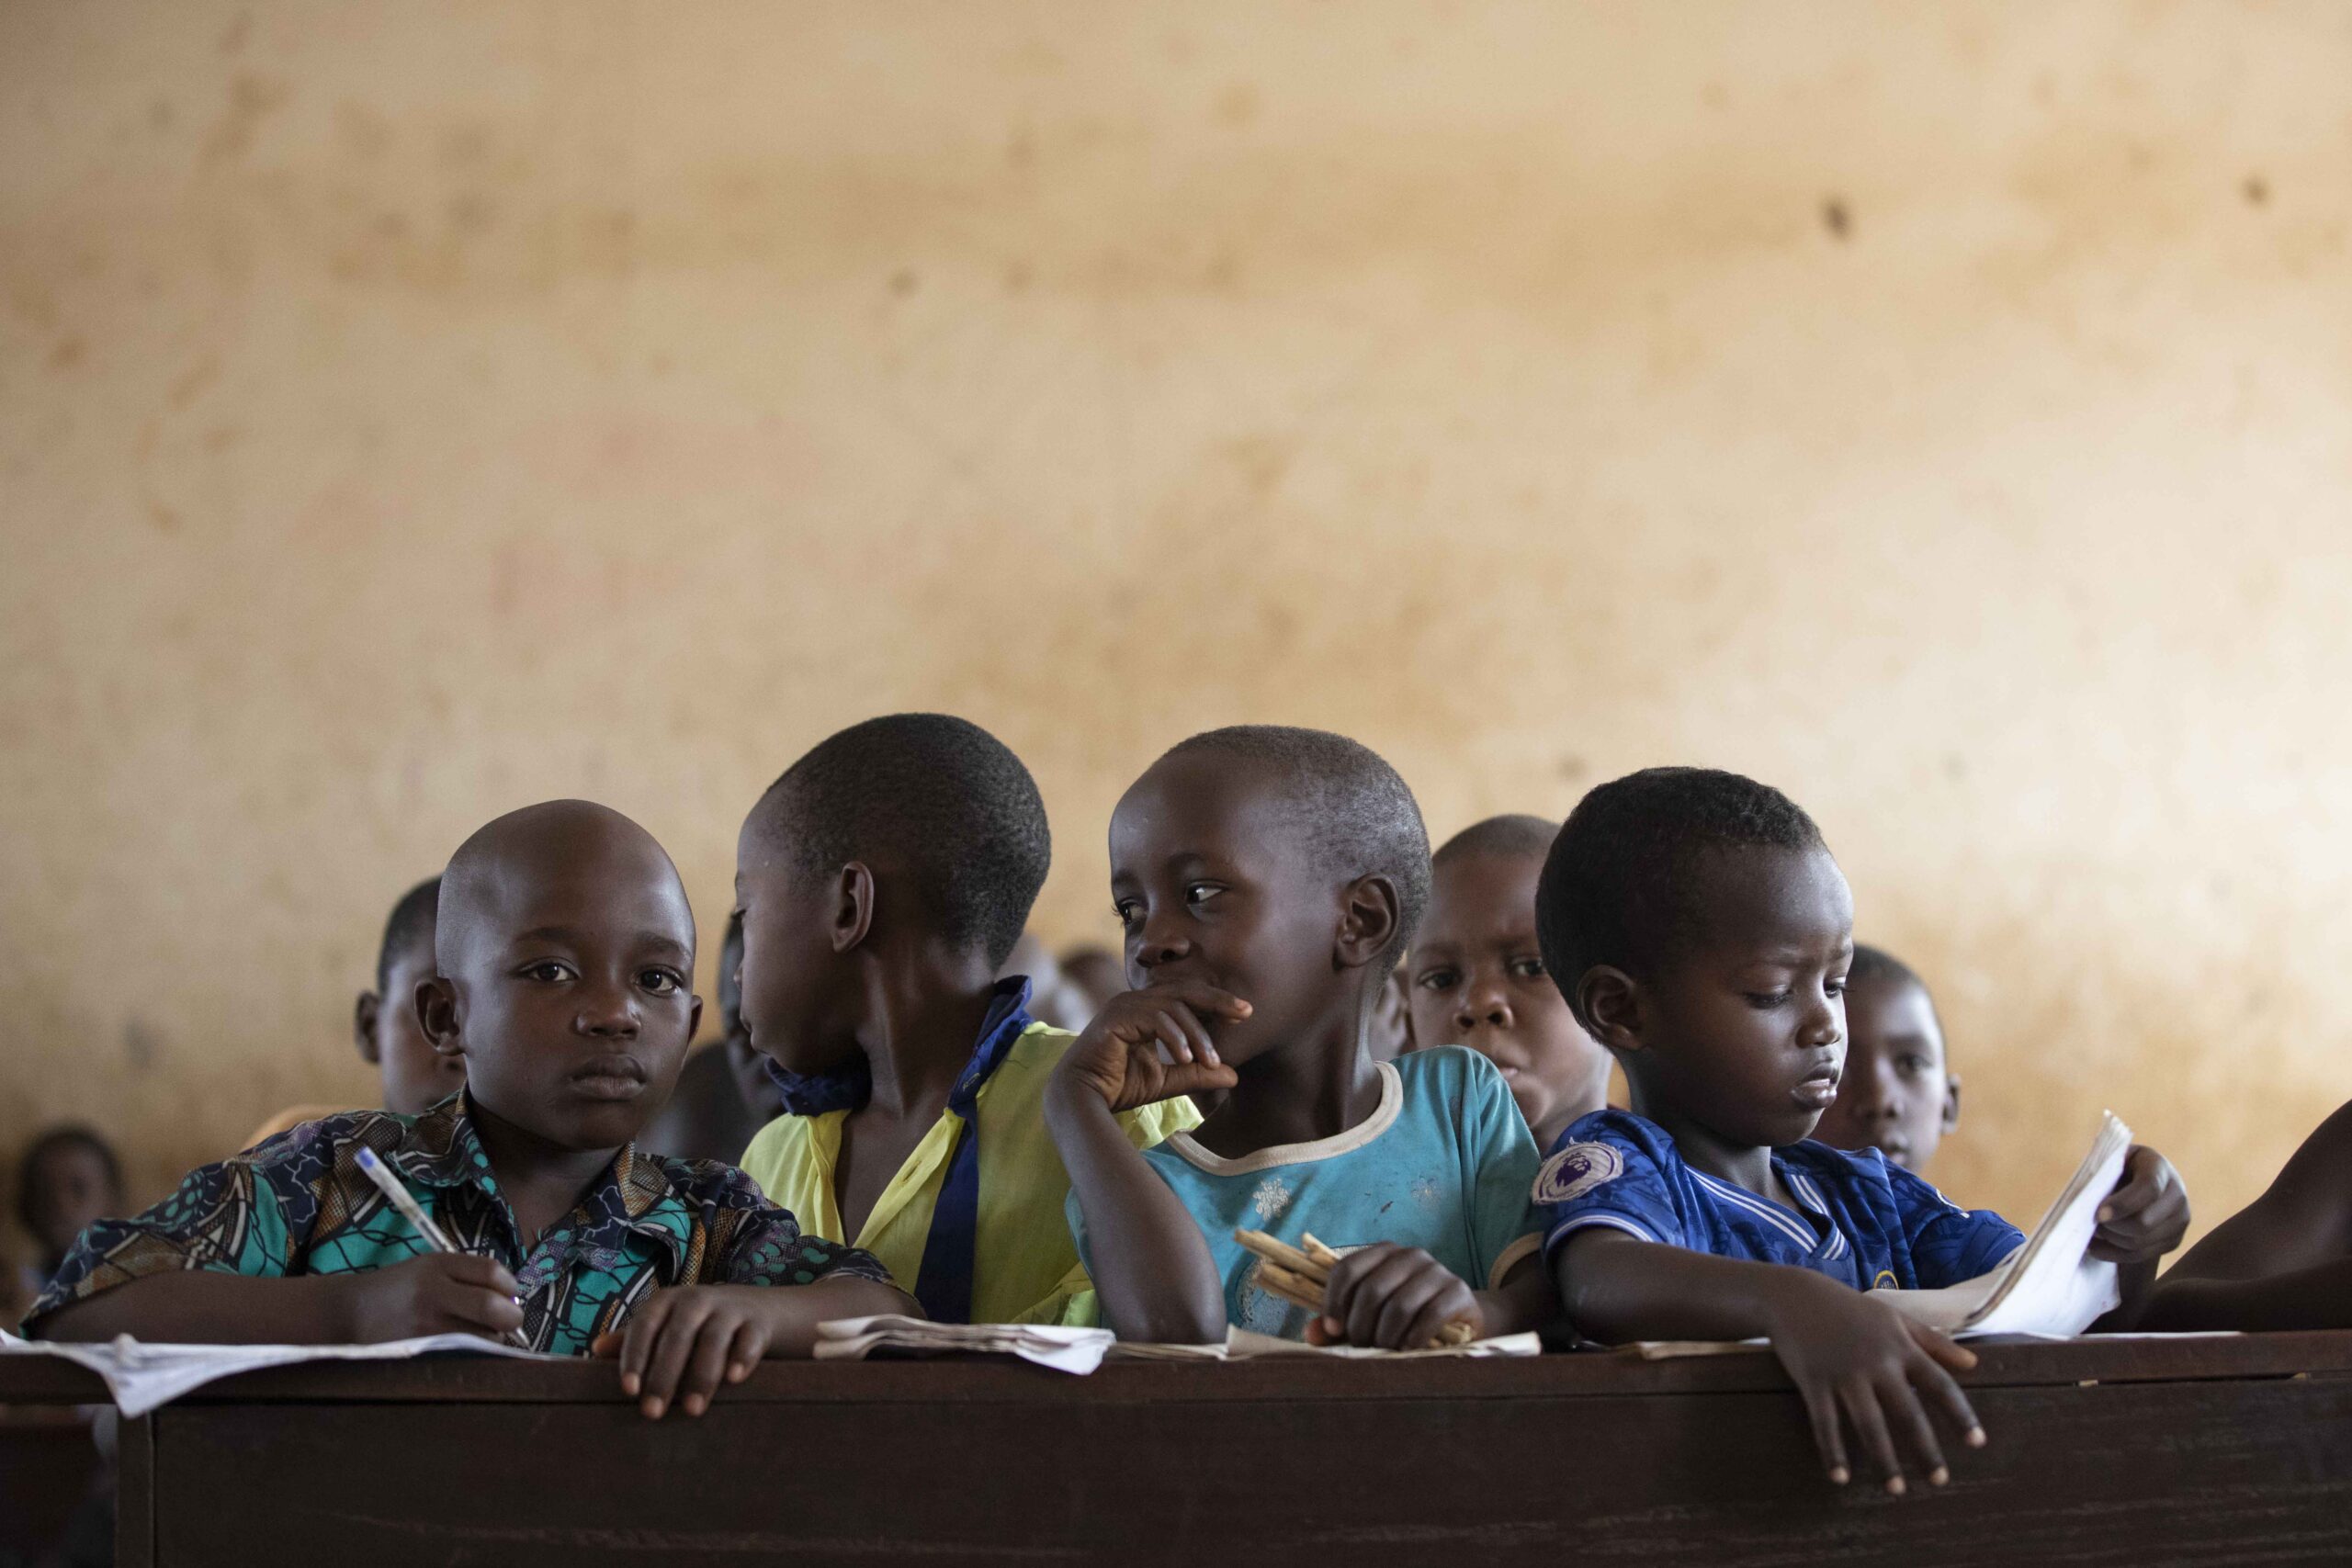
top-left (1073, 1043), bottom-right (1539, 1337)
top-left (1048, 725), bottom-right (1553, 1348)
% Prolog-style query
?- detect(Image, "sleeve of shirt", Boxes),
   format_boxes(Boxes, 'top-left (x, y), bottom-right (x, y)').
top-left (1452, 1052), bottom-right (1546, 1289)
top-left (1888, 1163), bottom-right (2025, 1289)
top-left (20, 1147), bottom-right (304, 1331)
top-left (1116, 1092), bottom-right (1202, 1152)
top-left (694, 1163), bottom-right (895, 1291)
top-left (1535, 1111), bottom-right (1692, 1262)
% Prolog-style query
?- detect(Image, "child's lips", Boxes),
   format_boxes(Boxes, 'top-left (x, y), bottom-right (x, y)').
top-left (1792, 1070), bottom-right (1840, 1109)
top-left (571, 1055), bottom-right (648, 1101)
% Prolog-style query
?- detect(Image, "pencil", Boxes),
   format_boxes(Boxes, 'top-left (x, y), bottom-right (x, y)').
top-left (1233, 1228), bottom-right (1477, 1348)
top-left (355, 1145), bottom-right (531, 1348)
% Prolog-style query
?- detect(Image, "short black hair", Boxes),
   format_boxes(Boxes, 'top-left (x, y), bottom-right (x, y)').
top-left (754, 714), bottom-right (1049, 968)
top-left (1160, 725), bottom-right (1430, 968)
top-left (1434, 814), bottom-right (1558, 869)
top-left (14, 1124), bottom-right (124, 1234)
top-left (1849, 942), bottom-right (1923, 992)
top-left (377, 876), bottom-right (440, 993)
top-left (1535, 767), bottom-right (1826, 1027)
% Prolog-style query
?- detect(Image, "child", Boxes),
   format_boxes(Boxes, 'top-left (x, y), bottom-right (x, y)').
top-left (1532, 768), bottom-right (2188, 1494)
top-left (1809, 944), bottom-right (1961, 1173)
top-left (1407, 815), bottom-right (1611, 1150)
top-left (1049, 726), bottom-right (1552, 1348)
top-left (2140, 1101), bottom-right (2352, 1330)
top-left (243, 875), bottom-right (465, 1147)
top-left (13, 1125), bottom-right (126, 1302)
top-left (640, 913), bottom-right (781, 1163)
top-left (733, 715), bottom-right (1197, 1325)
top-left (27, 800), bottom-right (907, 1421)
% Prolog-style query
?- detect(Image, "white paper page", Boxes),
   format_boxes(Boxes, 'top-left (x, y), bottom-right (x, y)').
top-left (1219, 1326), bottom-right (1543, 1359)
top-left (810, 1315), bottom-right (1114, 1374)
top-left (1879, 1111), bottom-right (2130, 1339)
top-left (0, 1329), bottom-right (556, 1417)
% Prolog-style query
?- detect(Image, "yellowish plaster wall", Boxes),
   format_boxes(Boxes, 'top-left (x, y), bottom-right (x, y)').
top-left (5, 1), bottom-right (2351, 1250)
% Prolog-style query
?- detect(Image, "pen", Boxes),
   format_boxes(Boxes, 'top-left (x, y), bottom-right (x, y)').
top-left (354, 1145), bottom-right (531, 1348)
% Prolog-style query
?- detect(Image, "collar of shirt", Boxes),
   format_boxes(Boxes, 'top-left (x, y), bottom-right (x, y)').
top-left (386, 1090), bottom-right (695, 1289)
top-left (759, 977), bottom-right (1036, 1321)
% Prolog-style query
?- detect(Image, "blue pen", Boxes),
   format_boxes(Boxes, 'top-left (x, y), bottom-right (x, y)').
top-left (355, 1145), bottom-right (530, 1348)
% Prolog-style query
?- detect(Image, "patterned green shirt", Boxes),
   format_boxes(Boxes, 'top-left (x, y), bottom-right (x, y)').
top-left (23, 1092), bottom-right (889, 1354)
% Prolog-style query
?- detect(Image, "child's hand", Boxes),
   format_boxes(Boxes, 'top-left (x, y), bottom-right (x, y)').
top-left (335, 1254), bottom-right (525, 1343)
top-left (2090, 1145), bottom-right (2190, 1267)
top-left (1763, 1282), bottom-right (1984, 1495)
top-left (1057, 981), bottom-right (1249, 1112)
top-left (592, 1285), bottom-right (773, 1420)
top-left (1306, 1243), bottom-right (1481, 1350)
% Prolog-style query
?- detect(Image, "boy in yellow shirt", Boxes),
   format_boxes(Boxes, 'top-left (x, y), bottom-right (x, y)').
top-left (732, 715), bottom-right (1196, 1325)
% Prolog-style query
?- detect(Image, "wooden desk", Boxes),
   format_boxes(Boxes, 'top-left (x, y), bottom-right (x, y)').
top-left (6, 1334), bottom-right (2352, 1566)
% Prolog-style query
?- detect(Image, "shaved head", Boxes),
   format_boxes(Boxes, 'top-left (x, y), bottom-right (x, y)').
top-left (424, 800), bottom-right (701, 1150)
top-left (438, 800), bottom-right (695, 976)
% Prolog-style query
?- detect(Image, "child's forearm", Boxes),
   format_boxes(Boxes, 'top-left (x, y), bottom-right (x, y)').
top-left (1045, 1077), bottom-right (1227, 1343)
top-left (2095, 1257), bottom-right (2164, 1332)
top-left (743, 1277), bottom-right (917, 1358)
top-left (1474, 1256), bottom-right (1558, 1337)
top-left (1554, 1230), bottom-right (1838, 1344)
top-left (30, 1271), bottom-right (354, 1344)
top-left (2132, 1257), bottom-right (2352, 1332)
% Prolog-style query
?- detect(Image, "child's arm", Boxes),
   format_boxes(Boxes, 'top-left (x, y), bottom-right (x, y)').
top-left (2144, 1107), bottom-right (2351, 1320)
top-left (1045, 981), bottom-right (1248, 1344)
top-left (592, 1275), bottom-right (914, 1418)
top-left (1555, 1229), bottom-right (1982, 1495)
top-left (31, 1254), bottom-right (527, 1344)
top-left (2087, 1145), bottom-right (2191, 1329)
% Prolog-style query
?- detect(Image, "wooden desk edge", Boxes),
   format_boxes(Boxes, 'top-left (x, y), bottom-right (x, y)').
top-left (8, 1328), bottom-right (2352, 1408)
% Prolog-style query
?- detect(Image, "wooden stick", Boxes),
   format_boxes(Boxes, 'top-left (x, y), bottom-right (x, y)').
top-left (1238, 1227), bottom-right (1481, 1348)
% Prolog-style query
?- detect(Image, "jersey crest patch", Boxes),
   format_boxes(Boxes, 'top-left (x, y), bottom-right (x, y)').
top-left (1532, 1142), bottom-right (1625, 1204)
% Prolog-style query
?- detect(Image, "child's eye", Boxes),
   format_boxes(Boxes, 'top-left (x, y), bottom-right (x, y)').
top-left (522, 961), bottom-right (574, 984)
top-left (1745, 990), bottom-right (1791, 1009)
top-left (1825, 978), bottom-right (1847, 998)
top-left (1184, 883), bottom-right (1223, 908)
top-left (1113, 899), bottom-right (1142, 930)
top-left (1417, 968), bottom-right (1459, 992)
top-left (639, 969), bottom-right (684, 996)
top-left (1898, 1053), bottom-right (1932, 1075)
top-left (1509, 957), bottom-right (1546, 981)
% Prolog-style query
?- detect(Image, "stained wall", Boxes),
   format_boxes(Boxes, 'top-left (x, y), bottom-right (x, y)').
top-left (6, 1), bottom-right (2351, 1243)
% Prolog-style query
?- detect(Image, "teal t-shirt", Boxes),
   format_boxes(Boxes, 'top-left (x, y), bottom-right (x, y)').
top-left (1071, 1045), bottom-right (1544, 1339)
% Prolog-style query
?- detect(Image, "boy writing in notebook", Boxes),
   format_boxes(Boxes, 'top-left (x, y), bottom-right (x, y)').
top-left (733, 715), bottom-right (1196, 1325)
top-left (1809, 944), bottom-right (1961, 1174)
top-left (1534, 768), bottom-right (2188, 1493)
top-left (1050, 726), bottom-right (1551, 1348)
top-left (1407, 814), bottom-right (1612, 1151)
top-left (27, 800), bottom-right (905, 1419)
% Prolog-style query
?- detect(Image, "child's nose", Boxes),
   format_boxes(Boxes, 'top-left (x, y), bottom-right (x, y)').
top-left (575, 985), bottom-right (640, 1036)
top-left (1455, 984), bottom-right (1513, 1032)
top-left (1132, 919), bottom-right (1192, 970)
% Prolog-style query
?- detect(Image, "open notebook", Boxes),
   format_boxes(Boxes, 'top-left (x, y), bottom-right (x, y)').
top-left (1875, 1111), bottom-right (2132, 1338)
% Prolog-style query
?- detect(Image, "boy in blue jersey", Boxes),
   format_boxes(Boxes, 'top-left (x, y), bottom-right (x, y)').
top-left (1049, 726), bottom-right (1552, 1348)
top-left (1533, 769), bottom-right (2189, 1495)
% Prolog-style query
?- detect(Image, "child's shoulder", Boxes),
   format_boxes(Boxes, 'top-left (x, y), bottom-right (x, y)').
top-left (634, 1150), bottom-right (778, 1215)
top-left (1392, 1043), bottom-right (1512, 1103)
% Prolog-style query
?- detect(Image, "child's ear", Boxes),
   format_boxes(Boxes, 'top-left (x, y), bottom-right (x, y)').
top-left (354, 991), bottom-right (383, 1064)
top-left (1577, 965), bottom-right (1645, 1054)
top-left (1332, 874), bottom-right (1401, 971)
top-left (416, 976), bottom-right (465, 1058)
top-left (1941, 1073), bottom-right (1962, 1134)
top-left (831, 862), bottom-right (876, 954)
